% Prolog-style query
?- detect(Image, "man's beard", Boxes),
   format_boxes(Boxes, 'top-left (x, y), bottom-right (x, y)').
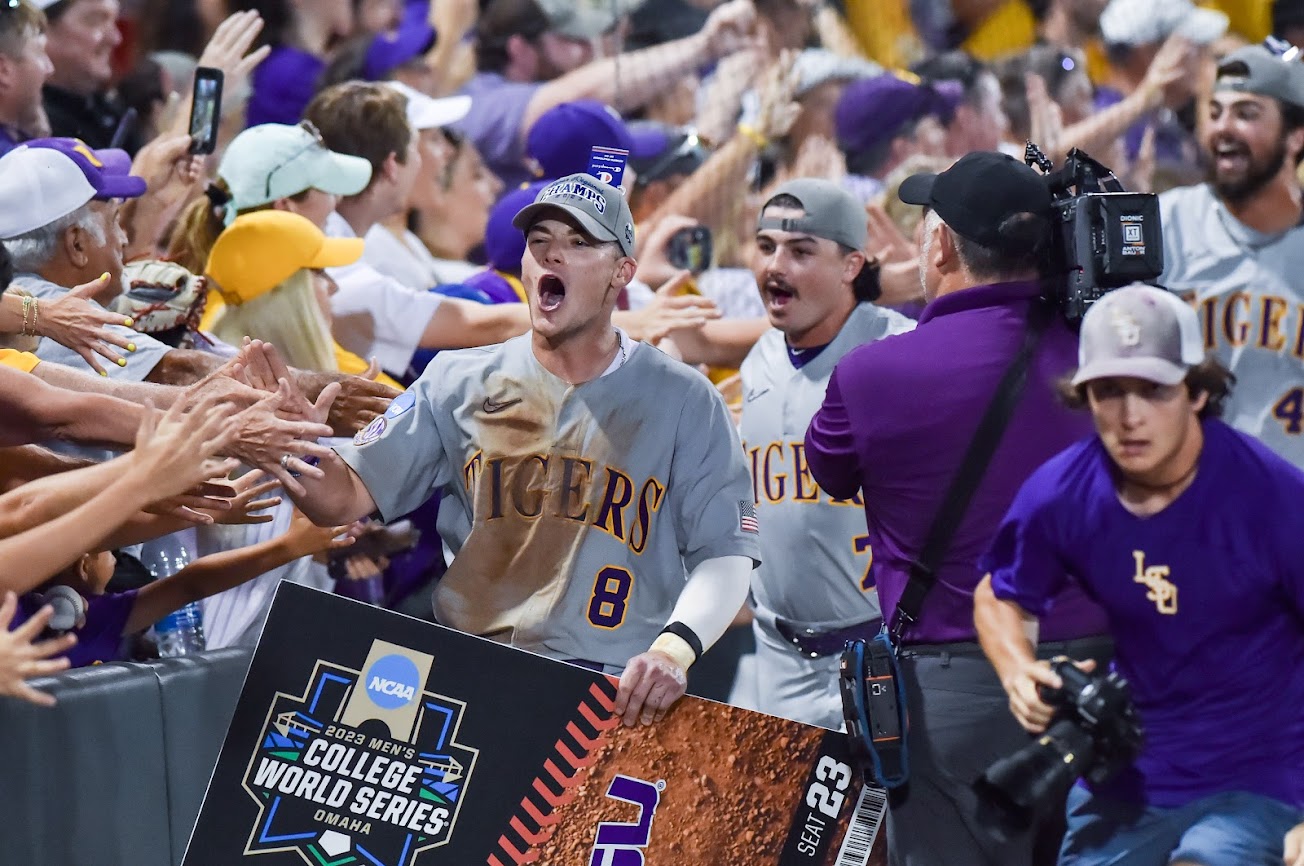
top-left (1209, 137), bottom-right (1289, 205)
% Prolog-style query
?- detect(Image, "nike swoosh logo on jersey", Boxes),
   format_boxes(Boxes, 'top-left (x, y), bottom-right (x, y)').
top-left (745, 388), bottom-right (770, 403)
top-left (482, 396), bottom-right (522, 413)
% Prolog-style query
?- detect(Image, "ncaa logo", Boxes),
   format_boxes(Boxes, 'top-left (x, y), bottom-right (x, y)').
top-left (365, 653), bottom-right (420, 710)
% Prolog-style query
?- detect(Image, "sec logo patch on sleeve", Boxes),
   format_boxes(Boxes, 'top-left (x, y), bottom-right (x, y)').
top-left (353, 416), bottom-right (387, 446)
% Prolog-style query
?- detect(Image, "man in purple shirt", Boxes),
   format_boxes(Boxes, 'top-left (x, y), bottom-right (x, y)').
top-left (805, 151), bottom-right (1110, 866)
top-left (976, 284), bottom-right (1304, 866)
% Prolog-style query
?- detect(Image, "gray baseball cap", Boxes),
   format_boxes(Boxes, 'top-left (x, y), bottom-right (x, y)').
top-left (757, 178), bottom-right (869, 251)
top-left (1216, 44), bottom-right (1304, 110)
top-left (513, 173), bottom-right (637, 257)
top-left (1071, 285), bottom-right (1206, 386)
top-left (535, 0), bottom-right (619, 39)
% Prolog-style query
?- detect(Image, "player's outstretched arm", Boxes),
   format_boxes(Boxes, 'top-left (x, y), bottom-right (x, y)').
top-left (266, 450), bottom-right (379, 528)
top-left (615, 554), bottom-right (753, 727)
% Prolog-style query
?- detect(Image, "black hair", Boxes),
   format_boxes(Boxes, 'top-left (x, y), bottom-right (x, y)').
top-left (949, 211), bottom-right (1051, 282)
top-left (1057, 356), bottom-right (1236, 420)
top-left (911, 51), bottom-right (987, 100)
top-left (845, 119), bottom-right (918, 177)
top-left (1282, 101), bottom-right (1304, 165)
top-left (0, 243), bottom-right (12, 294)
top-left (475, 0), bottom-right (550, 74)
top-left (839, 244), bottom-right (882, 302)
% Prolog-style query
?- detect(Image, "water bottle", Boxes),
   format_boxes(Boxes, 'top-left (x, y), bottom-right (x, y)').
top-left (137, 530), bottom-right (206, 657)
top-left (155, 603), bottom-right (206, 657)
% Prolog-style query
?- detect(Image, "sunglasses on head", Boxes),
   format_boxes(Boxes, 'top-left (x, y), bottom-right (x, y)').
top-left (263, 121), bottom-right (327, 200)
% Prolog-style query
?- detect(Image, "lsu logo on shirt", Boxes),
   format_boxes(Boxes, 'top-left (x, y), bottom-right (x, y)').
top-left (1132, 550), bottom-right (1177, 615)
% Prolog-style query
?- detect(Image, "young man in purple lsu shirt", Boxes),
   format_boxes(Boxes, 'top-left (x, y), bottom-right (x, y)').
top-left (976, 284), bottom-right (1304, 866)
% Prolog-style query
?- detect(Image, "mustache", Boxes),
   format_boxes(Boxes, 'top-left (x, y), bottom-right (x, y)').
top-left (763, 276), bottom-right (796, 294)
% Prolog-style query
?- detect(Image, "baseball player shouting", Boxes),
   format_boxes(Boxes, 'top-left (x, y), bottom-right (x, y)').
top-left (279, 173), bottom-right (760, 727)
top-left (741, 179), bottom-right (914, 728)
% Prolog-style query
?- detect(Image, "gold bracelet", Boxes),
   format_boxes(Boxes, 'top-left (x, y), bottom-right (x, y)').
top-left (737, 122), bottom-right (769, 151)
top-left (19, 295), bottom-right (34, 336)
top-left (29, 295), bottom-right (38, 337)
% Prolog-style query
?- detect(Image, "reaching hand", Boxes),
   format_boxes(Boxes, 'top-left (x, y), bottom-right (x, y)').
top-left (866, 203), bottom-right (916, 265)
top-left (1026, 72), bottom-right (1064, 161)
top-left (127, 395), bottom-right (241, 501)
top-left (195, 10), bottom-right (271, 112)
top-left (788, 135), bottom-right (846, 184)
top-left (702, 0), bottom-right (760, 59)
top-left (0, 592), bottom-right (76, 708)
top-left (621, 273), bottom-right (719, 344)
top-left (614, 650), bottom-right (688, 726)
top-left (283, 510), bottom-right (358, 560)
top-left (753, 49), bottom-right (801, 142)
top-left (635, 215), bottom-right (700, 288)
top-left (37, 274), bottom-right (136, 375)
top-left (225, 380), bottom-right (334, 471)
top-left (1142, 34), bottom-right (1197, 109)
top-left (200, 469), bottom-right (283, 525)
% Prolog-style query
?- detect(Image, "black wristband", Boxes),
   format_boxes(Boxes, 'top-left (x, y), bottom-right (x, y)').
top-left (658, 621), bottom-right (703, 662)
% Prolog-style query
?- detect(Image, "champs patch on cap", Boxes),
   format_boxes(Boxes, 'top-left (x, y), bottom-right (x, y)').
top-left (539, 176), bottom-right (609, 214)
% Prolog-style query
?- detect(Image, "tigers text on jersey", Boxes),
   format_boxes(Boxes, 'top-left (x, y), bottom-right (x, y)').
top-left (334, 333), bottom-right (760, 668)
top-left (1159, 183), bottom-right (1304, 468)
top-left (740, 303), bottom-right (914, 626)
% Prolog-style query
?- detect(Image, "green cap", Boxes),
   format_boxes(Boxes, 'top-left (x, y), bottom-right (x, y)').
top-left (512, 173), bottom-right (637, 257)
top-left (219, 122), bottom-right (373, 224)
top-left (758, 178), bottom-right (869, 251)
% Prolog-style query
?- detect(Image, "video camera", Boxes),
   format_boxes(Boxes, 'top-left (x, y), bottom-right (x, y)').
top-left (973, 659), bottom-right (1144, 834)
top-left (1026, 143), bottom-right (1164, 323)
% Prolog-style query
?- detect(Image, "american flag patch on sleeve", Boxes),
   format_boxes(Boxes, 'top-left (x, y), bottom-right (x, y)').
top-left (739, 500), bottom-right (759, 534)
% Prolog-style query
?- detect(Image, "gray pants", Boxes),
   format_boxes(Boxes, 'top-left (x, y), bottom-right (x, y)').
top-left (885, 636), bottom-right (1114, 866)
top-left (749, 614), bottom-right (845, 730)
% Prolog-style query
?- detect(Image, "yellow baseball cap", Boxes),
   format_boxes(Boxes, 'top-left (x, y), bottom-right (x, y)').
top-left (206, 211), bottom-right (364, 305)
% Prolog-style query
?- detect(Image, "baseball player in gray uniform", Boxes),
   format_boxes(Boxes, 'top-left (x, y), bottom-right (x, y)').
top-left (278, 173), bottom-right (761, 727)
top-left (742, 179), bottom-right (914, 729)
top-left (1159, 43), bottom-right (1304, 469)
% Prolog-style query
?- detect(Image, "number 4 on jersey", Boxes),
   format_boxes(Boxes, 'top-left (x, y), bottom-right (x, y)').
top-left (1272, 387), bottom-right (1304, 434)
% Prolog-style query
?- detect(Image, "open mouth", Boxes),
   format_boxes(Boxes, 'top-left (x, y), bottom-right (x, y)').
top-left (764, 280), bottom-right (796, 309)
top-left (1213, 139), bottom-right (1249, 174)
top-left (538, 274), bottom-right (567, 312)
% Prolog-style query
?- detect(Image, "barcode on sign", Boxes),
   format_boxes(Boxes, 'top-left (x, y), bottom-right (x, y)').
top-left (739, 500), bottom-right (759, 534)
top-left (833, 785), bottom-right (888, 866)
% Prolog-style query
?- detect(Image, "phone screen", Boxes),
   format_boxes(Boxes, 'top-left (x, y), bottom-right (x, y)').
top-left (188, 69), bottom-right (223, 155)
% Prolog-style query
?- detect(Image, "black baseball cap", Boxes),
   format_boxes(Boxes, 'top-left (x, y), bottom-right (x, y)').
top-left (898, 151), bottom-right (1051, 249)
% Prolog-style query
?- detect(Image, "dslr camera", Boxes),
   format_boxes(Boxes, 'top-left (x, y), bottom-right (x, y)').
top-left (1026, 143), bottom-right (1165, 322)
top-left (973, 659), bottom-right (1144, 833)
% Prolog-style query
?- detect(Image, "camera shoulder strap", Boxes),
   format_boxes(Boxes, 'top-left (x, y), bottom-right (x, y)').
top-left (889, 298), bottom-right (1054, 643)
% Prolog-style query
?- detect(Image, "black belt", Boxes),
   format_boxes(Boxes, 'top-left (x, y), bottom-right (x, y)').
top-left (775, 617), bottom-right (883, 658)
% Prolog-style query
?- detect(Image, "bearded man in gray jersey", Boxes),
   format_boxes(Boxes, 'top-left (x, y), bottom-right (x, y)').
top-left (741, 179), bottom-right (914, 729)
top-left (275, 173), bottom-right (760, 728)
top-left (1159, 42), bottom-right (1304, 468)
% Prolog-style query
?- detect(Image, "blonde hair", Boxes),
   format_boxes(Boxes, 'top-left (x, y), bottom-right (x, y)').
top-left (209, 270), bottom-right (338, 372)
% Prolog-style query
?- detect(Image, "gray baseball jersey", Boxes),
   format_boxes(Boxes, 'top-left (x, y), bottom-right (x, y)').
top-left (334, 332), bottom-right (760, 669)
top-left (1159, 183), bottom-right (1304, 468)
top-left (740, 302), bottom-right (915, 627)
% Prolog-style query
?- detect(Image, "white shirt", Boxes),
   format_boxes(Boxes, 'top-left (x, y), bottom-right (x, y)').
top-left (324, 211), bottom-right (444, 376)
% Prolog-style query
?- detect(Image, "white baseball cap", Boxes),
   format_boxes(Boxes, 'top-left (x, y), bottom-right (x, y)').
top-left (1072, 285), bottom-right (1206, 386)
top-left (28, 0), bottom-right (63, 9)
top-left (219, 122), bottom-right (373, 221)
top-left (385, 81), bottom-right (471, 131)
top-left (0, 140), bottom-right (146, 239)
top-left (1100, 0), bottom-right (1228, 47)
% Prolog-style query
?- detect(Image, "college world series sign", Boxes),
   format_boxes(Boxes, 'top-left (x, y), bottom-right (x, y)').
top-left (185, 584), bottom-right (887, 866)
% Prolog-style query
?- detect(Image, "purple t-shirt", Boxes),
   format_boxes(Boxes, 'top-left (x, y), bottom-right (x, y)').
top-left (16, 590), bottom-right (136, 667)
top-left (246, 46), bottom-right (326, 128)
top-left (805, 280), bottom-right (1107, 644)
top-left (452, 72), bottom-right (541, 190)
top-left (985, 419), bottom-right (1304, 809)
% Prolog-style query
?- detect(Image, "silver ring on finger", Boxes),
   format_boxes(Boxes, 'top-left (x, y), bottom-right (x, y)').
top-left (280, 454), bottom-right (291, 470)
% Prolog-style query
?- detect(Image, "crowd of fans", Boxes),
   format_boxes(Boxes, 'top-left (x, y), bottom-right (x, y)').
top-left (1, 0), bottom-right (1303, 863)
